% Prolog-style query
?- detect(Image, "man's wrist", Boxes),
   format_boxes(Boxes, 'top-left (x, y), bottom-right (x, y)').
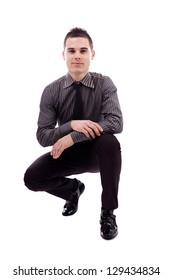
top-left (70, 120), bottom-right (73, 129)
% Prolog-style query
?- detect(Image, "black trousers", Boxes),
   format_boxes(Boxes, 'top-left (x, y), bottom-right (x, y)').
top-left (24, 134), bottom-right (122, 210)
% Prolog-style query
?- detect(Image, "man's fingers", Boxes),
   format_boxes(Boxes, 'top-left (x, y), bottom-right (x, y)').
top-left (85, 122), bottom-right (103, 137)
top-left (80, 122), bottom-right (104, 138)
top-left (52, 148), bottom-right (63, 159)
top-left (88, 121), bottom-right (103, 133)
top-left (71, 120), bottom-right (103, 137)
top-left (89, 121), bottom-right (103, 130)
top-left (85, 126), bottom-right (96, 138)
top-left (91, 125), bottom-right (101, 136)
top-left (50, 135), bottom-right (74, 159)
top-left (51, 144), bottom-right (63, 158)
top-left (82, 129), bottom-right (90, 138)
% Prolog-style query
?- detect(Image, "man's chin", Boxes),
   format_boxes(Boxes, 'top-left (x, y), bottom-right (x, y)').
top-left (69, 69), bottom-right (88, 79)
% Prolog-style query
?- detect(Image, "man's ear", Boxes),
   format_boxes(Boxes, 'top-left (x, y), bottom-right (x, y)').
top-left (91, 50), bottom-right (95, 60)
top-left (62, 51), bottom-right (65, 60)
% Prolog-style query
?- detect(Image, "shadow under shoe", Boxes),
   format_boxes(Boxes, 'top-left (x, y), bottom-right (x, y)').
top-left (100, 209), bottom-right (118, 240)
top-left (62, 180), bottom-right (85, 216)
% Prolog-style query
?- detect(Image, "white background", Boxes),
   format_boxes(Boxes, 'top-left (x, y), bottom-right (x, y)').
top-left (0, 0), bottom-right (173, 279)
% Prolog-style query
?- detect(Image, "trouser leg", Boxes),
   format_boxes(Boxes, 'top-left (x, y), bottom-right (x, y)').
top-left (88, 134), bottom-right (122, 210)
top-left (24, 144), bottom-right (89, 201)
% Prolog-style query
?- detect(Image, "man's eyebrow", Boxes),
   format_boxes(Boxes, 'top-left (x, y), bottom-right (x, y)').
top-left (67, 47), bottom-right (89, 50)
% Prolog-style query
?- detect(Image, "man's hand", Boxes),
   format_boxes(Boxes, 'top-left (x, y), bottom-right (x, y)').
top-left (50, 134), bottom-right (74, 159)
top-left (71, 120), bottom-right (103, 138)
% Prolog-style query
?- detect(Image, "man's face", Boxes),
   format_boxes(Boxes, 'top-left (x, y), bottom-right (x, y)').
top-left (63, 37), bottom-right (95, 78)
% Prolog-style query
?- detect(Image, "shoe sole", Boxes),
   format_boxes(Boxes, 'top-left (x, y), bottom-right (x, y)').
top-left (101, 230), bottom-right (118, 240)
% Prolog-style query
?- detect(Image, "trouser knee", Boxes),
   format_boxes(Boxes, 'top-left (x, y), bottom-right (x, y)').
top-left (23, 168), bottom-right (39, 191)
top-left (95, 134), bottom-right (121, 154)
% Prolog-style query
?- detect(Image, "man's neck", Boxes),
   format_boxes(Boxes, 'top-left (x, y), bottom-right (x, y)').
top-left (69, 71), bottom-right (88, 82)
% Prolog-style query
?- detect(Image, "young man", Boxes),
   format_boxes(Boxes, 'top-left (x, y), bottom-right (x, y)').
top-left (24, 27), bottom-right (123, 240)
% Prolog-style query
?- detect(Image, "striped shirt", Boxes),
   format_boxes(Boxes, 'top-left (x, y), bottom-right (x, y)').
top-left (37, 72), bottom-right (123, 147)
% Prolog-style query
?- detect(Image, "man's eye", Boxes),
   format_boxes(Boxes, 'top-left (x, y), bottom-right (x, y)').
top-left (68, 50), bottom-right (75, 53)
top-left (80, 49), bottom-right (87, 53)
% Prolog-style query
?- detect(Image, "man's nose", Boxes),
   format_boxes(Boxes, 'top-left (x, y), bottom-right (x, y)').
top-left (74, 51), bottom-right (81, 59)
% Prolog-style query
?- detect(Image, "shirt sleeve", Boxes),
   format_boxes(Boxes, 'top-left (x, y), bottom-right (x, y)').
top-left (98, 76), bottom-right (123, 134)
top-left (36, 86), bottom-right (73, 147)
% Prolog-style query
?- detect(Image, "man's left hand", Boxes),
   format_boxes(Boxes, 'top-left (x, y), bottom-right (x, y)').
top-left (50, 134), bottom-right (74, 159)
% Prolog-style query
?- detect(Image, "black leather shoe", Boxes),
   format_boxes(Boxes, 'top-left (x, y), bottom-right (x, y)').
top-left (100, 209), bottom-right (118, 240)
top-left (62, 180), bottom-right (85, 216)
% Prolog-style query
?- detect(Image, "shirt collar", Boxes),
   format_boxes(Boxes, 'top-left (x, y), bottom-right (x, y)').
top-left (64, 72), bottom-right (94, 89)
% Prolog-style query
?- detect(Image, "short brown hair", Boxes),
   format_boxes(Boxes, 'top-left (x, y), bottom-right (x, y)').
top-left (64, 27), bottom-right (93, 50)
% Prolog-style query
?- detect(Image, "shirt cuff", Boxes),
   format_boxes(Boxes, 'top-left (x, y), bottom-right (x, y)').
top-left (58, 121), bottom-right (73, 137)
top-left (70, 131), bottom-right (92, 143)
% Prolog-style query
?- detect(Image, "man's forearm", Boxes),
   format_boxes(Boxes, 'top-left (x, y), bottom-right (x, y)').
top-left (98, 114), bottom-right (123, 135)
top-left (36, 121), bottom-right (73, 147)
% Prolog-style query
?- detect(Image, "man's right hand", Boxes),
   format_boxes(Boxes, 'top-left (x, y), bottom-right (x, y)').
top-left (71, 120), bottom-right (103, 138)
